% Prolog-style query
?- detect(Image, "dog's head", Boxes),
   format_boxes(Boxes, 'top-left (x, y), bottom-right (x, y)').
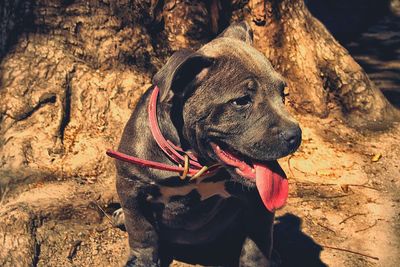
top-left (153, 22), bottom-right (302, 212)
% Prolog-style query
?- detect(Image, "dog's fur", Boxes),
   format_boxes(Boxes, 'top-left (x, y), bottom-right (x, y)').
top-left (114, 22), bottom-right (302, 267)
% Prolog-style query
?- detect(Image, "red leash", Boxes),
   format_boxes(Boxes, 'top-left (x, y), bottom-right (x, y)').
top-left (106, 86), bottom-right (221, 179)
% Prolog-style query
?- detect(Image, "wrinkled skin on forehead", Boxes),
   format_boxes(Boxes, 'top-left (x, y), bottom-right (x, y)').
top-left (181, 37), bottom-right (300, 184)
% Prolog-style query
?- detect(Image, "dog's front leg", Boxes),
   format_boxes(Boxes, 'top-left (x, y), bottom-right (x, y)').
top-left (239, 206), bottom-right (275, 267)
top-left (239, 238), bottom-right (271, 267)
top-left (122, 206), bottom-right (161, 267)
top-left (116, 178), bottom-right (165, 267)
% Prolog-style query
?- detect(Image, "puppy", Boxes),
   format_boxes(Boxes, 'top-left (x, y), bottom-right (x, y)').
top-left (112, 22), bottom-right (302, 267)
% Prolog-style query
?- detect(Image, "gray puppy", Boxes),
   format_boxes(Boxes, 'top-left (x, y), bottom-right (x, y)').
top-left (112, 22), bottom-right (302, 267)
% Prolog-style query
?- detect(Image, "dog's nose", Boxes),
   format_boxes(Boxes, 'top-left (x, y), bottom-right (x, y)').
top-left (280, 127), bottom-right (302, 151)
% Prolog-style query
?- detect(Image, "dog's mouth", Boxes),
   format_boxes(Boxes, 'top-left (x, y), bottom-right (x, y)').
top-left (211, 143), bottom-right (288, 212)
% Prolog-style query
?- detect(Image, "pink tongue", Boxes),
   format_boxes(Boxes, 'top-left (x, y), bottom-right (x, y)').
top-left (254, 162), bottom-right (288, 212)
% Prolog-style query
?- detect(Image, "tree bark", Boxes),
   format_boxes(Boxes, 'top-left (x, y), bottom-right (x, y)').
top-left (148, 0), bottom-right (399, 129)
top-left (247, 0), bottom-right (399, 129)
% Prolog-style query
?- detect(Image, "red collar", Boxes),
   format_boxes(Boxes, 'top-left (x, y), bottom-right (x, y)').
top-left (106, 86), bottom-right (221, 180)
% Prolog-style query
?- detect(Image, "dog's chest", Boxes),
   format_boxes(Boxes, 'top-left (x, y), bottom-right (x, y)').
top-left (150, 181), bottom-right (242, 244)
top-left (156, 180), bottom-right (231, 203)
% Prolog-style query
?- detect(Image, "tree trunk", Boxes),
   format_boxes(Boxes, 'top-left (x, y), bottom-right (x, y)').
top-left (250, 0), bottom-right (399, 129)
top-left (148, 0), bottom-right (399, 129)
top-left (0, 0), bottom-right (398, 265)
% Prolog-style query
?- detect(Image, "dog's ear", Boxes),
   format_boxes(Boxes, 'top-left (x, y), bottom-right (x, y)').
top-left (219, 21), bottom-right (253, 45)
top-left (153, 49), bottom-right (213, 103)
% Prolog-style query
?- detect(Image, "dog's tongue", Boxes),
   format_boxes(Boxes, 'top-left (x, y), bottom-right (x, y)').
top-left (254, 162), bottom-right (288, 212)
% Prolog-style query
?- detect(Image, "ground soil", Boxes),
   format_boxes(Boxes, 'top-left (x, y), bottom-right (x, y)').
top-left (0, 11), bottom-right (399, 267)
top-left (2, 107), bottom-right (398, 267)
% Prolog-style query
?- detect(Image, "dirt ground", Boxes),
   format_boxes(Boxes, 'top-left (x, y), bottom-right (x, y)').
top-left (1, 11), bottom-right (399, 267)
top-left (1, 114), bottom-right (398, 267)
top-left (273, 115), bottom-right (400, 267)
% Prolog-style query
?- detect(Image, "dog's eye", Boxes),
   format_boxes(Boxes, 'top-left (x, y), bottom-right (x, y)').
top-left (231, 95), bottom-right (252, 108)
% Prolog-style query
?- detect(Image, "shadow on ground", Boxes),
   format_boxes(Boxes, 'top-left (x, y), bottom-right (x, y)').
top-left (273, 213), bottom-right (327, 267)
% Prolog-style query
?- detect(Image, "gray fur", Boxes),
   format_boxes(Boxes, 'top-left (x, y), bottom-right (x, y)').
top-left (114, 21), bottom-right (301, 267)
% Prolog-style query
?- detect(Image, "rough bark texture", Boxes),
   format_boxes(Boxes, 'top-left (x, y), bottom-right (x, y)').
top-left (0, 0), bottom-right (154, 187)
top-left (0, 2), bottom-right (151, 263)
top-left (244, 0), bottom-right (399, 128)
top-left (0, 0), bottom-right (399, 266)
top-left (142, 0), bottom-right (399, 128)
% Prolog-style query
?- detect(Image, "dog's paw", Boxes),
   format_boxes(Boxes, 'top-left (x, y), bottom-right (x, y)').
top-left (124, 250), bottom-right (160, 267)
top-left (125, 260), bottom-right (159, 267)
top-left (112, 208), bottom-right (125, 229)
top-left (240, 238), bottom-right (270, 267)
